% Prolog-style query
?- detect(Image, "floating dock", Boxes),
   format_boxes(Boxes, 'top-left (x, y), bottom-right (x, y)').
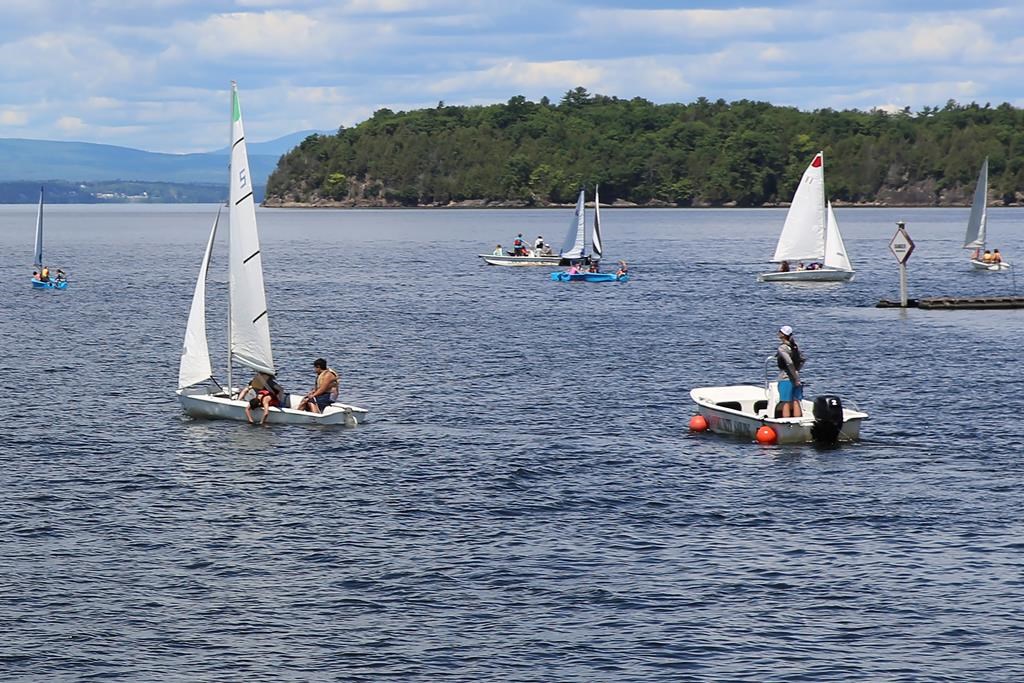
top-left (877, 296), bottom-right (1024, 309)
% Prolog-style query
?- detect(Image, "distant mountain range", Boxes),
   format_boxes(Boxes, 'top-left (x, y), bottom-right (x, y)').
top-left (0, 130), bottom-right (328, 202)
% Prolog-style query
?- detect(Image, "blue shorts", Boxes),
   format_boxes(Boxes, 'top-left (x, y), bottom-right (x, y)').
top-left (778, 380), bottom-right (803, 402)
top-left (314, 394), bottom-right (334, 410)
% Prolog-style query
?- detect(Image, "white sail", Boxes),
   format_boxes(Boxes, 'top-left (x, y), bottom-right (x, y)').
top-left (772, 152), bottom-right (826, 262)
top-left (33, 186), bottom-right (43, 268)
top-left (823, 202), bottom-right (853, 272)
top-left (559, 190), bottom-right (586, 259)
top-left (228, 82), bottom-right (275, 376)
top-left (964, 157), bottom-right (988, 250)
top-left (179, 209), bottom-right (220, 389)
top-left (592, 185), bottom-right (603, 260)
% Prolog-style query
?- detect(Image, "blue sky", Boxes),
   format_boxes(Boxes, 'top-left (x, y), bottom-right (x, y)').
top-left (2, 0), bottom-right (1023, 153)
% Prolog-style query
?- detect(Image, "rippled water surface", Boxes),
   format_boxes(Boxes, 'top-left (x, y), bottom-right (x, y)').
top-left (2, 204), bottom-right (1023, 681)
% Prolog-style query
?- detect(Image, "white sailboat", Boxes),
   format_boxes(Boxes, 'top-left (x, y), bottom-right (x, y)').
top-left (30, 187), bottom-right (68, 289)
top-left (550, 185), bottom-right (628, 282)
top-left (964, 157), bottom-right (1009, 271)
top-left (758, 151), bottom-right (854, 282)
top-left (176, 82), bottom-right (368, 426)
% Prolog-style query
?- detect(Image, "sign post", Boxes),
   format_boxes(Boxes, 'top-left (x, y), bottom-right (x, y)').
top-left (888, 221), bottom-right (915, 307)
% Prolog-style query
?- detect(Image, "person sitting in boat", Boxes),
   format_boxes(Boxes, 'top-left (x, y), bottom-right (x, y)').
top-left (992, 249), bottom-right (1003, 263)
top-left (32, 270), bottom-right (40, 281)
top-left (541, 244), bottom-right (554, 256)
top-left (776, 325), bottom-right (805, 419)
top-left (982, 250), bottom-right (993, 263)
top-left (39, 266), bottom-right (50, 282)
top-left (587, 261), bottom-right (599, 273)
top-left (534, 235), bottom-right (545, 252)
top-left (566, 263), bottom-right (581, 275)
top-left (55, 269), bottom-right (66, 282)
top-left (492, 244), bottom-right (503, 256)
top-left (245, 388), bottom-right (281, 425)
top-left (795, 262), bottom-right (805, 271)
top-left (615, 261), bottom-right (628, 278)
top-left (512, 233), bottom-right (526, 256)
top-left (779, 261), bottom-right (790, 272)
top-left (806, 262), bottom-right (821, 270)
top-left (239, 372), bottom-right (286, 405)
top-left (298, 358), bottom-right (338, 414)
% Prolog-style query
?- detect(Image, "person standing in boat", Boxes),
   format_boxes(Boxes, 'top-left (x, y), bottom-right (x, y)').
top-left (534, 235), bottom-right (545, 253)
top-left (298, 358), bottom-right (339, 414)
top-left (776, 325), bottom-right (804, 418)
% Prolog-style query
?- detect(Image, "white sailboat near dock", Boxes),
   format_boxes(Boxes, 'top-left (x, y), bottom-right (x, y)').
top-left (176, 82), bottom-right (368, 426)
top-left (964, 157), bottom-right (1009, 271)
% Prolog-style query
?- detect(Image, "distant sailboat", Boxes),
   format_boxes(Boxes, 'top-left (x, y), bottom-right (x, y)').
top-left (551, 185), bottom-right (628, 282)
top-left (176, 82), bottom-right (368, 426)
top-left (964, 157), bottom-right (1009, 271)
top-left (758, 151), bottom-right (854, 282)
top-left (477, 193), bottom-right (589, 267)
top-left (30, 187), bottom-right (68, 290)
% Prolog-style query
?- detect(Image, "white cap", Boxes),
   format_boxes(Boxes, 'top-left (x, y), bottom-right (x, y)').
top-left (779, 325), bottom-right (793, 336)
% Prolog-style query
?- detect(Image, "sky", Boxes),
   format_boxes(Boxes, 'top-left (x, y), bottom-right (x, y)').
top-left (2, 0), bottom-right (1023, 153)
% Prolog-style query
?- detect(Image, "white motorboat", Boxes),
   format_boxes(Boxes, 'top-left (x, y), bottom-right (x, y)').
top-left (758, 152), bottom-right (854, 282)
top-left (690, 381), bottom-right (867, 445)
top-left (964, 157), bottom-right (1010, 271)
top-left (479, 190), bottom-right (592, 267)
top-left (175, 82), bottom-right (368, 427)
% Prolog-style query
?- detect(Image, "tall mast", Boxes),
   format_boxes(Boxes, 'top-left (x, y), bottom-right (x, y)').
top-left (226, 81), bottom-right (235, 396)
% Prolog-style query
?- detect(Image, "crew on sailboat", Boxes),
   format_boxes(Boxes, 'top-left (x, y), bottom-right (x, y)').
top-left (776, 325), bottom-right (805, 418)
top-left (240, 372), bottom-right (286, 404)
top-left (39, 265), bottom-right (50, 282)
top-left (298, 358), bottom-right (339, 414)
top-left (512, 234), bottom-right (526, 256)
top-left (993, 249), bottom-right (1003, 263)
top-left (534, 235), bottom-right (545, 251)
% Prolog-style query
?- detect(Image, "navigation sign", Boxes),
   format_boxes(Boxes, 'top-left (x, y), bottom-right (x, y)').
top-left (889, 223), bottom-right (915, 264)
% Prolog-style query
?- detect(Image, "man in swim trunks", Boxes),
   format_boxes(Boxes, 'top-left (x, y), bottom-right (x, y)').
top-left (776, 325), bottom-right (804, 418)
top-left (299, 358), bottom-right (338, 414)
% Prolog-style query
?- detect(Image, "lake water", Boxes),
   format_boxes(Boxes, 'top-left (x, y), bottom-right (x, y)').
top-left (2, 204), bottom-right (1023, 681)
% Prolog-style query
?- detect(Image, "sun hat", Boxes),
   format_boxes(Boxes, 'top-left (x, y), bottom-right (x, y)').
top-left (779, 325), bottom-right (793, 336)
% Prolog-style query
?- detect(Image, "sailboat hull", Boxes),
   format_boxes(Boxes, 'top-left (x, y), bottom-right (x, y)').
top-left (970, 259), bottom-right (1010, 271)
top-left (177, 387), bottom-right (369, 426)
top-left (551, 272), bottom-right (628, 282)
top-left (758, 268), bottom-right (853, 282)
top-left (31, 279), bottom-right (68, 290)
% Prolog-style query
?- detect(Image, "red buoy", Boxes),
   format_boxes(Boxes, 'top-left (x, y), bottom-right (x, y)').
top-left (689, 415), bottom-right (708, 432)
top-left (756, 425), bottom-right (777, 444)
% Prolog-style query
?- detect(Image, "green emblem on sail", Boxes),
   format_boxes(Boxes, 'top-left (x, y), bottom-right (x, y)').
top-left (232, 89), bottom-right (241, 122)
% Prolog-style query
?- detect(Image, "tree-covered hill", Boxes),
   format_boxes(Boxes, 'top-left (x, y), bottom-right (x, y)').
top-left (265, 89), bottom-right (1024, 208)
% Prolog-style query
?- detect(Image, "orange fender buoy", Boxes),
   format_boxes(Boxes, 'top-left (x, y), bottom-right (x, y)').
top-left (756, 425), bottom-right (778, 444)
top-left (689, 415), bottom-right (709, 432)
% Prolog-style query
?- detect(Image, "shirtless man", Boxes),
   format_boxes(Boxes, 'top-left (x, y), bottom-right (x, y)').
top-left (298, 358), bottom-right (338, 414)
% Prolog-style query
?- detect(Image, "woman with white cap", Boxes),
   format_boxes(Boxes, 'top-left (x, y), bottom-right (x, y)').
top-left (776, 325), bottom-right (805, 418)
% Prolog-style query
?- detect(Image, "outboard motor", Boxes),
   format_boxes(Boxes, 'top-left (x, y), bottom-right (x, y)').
top-left (810, 395), bottom-right (844, 445)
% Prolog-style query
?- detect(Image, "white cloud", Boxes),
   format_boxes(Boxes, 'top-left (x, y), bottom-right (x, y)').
top-left (582, 7), bottom-right (796, 40)
top-left (56, 116), bottom-right (86, 132)
top-left (0, 109), bottom-right (28, 125)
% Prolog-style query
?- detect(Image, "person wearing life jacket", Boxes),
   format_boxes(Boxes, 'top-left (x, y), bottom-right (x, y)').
top-left (298, 358), bottom-right (339, 414)
top-left (513, 233), bottom-right (525, 256)
top-left (39, 266), bottom-right (50, 282)
top-left (992, 249), bottom-right (1003, 263)
top-left (776, 325), bottom-right (805, 418)
top-left (246, 388), bottom-right (281, 425)
top-left (982, 250), bottom-right (993, 263)
top-left (615, 261), bottom-right (628, 278)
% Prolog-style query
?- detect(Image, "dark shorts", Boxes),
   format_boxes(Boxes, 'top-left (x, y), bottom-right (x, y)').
top-left (314, 394), bottom-right (334, 410)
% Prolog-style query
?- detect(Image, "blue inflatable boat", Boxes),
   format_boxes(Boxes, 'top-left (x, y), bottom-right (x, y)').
top-left (551, 271), bottom-right (628, 283)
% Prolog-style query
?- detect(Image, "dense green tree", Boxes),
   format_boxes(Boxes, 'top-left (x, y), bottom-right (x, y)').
top-left (264, 93), bottom-right (1024, 207)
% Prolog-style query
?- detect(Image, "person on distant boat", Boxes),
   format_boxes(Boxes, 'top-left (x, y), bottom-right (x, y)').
top-left (992, 249), bottom-right (1003, 263)
top-left (779, 261), bottom-right (790, 272)
top-left (534, 235), bottom-right (545, 251)
top-left (492, 244), bottom-right (503, 256)
top-left (39, 266), bottom-right (50, 282)
top-left (513, 233), bottom-right (526, 256)
top-left (776, 325), bottom-right (805, 418)
top-left (566, 264), bottom-right (580, 275)
top-left (55, 269), bottom-right (66, 282)
top-left (615, 261), bottom-right (628, 278)
top-left (795, 262), bottom-right (805, 271)
top-left (32, 271), bottom-right (40, 281)
top-left (806, 262), bottom-right (821, 270)
top-left (982, 250), bottom-right (993, 263)
top-left (298, 358), bottom-right (338, 414)
top-left (541, 244), bottom-right (554, 256)
top-left (587, 261), bottom-right (599, 273)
